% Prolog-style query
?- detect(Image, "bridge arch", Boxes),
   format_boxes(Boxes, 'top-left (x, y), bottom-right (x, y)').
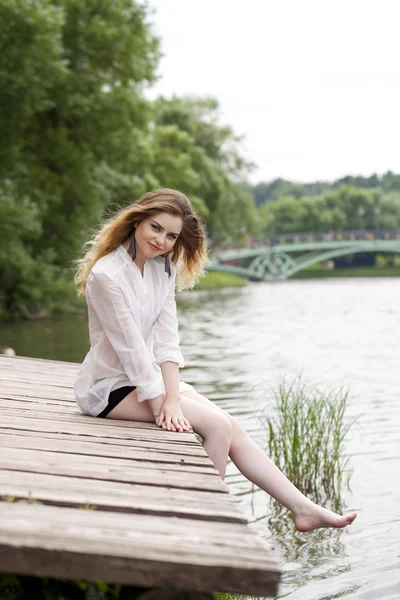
top-left (208, 236), bottom-right (400, 280)
top-left (284, 244), bottom-right (398, 277)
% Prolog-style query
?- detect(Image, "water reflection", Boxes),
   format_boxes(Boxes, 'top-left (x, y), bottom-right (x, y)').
top-left (238, 454), bottom-right (352, 598)
top-left (1, 315), bottom-right (89, 363)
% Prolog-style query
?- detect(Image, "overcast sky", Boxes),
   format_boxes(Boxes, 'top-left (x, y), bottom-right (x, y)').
top-left (147, 0), bottom-right (400, 184)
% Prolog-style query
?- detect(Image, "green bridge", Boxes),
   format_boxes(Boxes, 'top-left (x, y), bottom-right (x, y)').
top-left (208, 230), bottom-right (400, 280)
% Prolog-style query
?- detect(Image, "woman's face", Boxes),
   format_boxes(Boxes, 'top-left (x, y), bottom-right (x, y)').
top-left (135, 212), bottom-right (183, 259)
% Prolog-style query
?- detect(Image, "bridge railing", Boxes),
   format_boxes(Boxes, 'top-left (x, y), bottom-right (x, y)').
top-left (213, 230), bottom-right (400, 252)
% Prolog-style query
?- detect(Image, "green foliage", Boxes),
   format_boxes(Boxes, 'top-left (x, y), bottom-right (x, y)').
top-left (249, 178), bottom-right (330, 206)
top-left (260, 378), bottom-right (354, 506)
top-left (251, 172), bottom-right (400, 238)
top-left (249, 170), bottom-right (400, 207)
top-left (0, 0), bottom-right (159, 317)
top-left (0, 575), bottom-right (124, 600)
top-left (257, 184), bottom-right (400, 235)
top-left (154, 96), bottom-right (257, 243)
top-left (193, 271), bottom-right (247, 290)
top-left (0, 575), bottom-right (23, 600)
top-left (0, 0), bottom-right (65, 165)
top-left (0, 2), bottom-right (257, 319)
top-left (0, 577), bottom-right (219, 599)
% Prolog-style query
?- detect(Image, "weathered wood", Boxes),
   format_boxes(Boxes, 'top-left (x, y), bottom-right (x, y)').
top-left (0, 354), bottom-right (79, 368)
top-left (0, 428), bottom-right (209, 456)
top-left (1, 394), bottom-right (79, 407)
top-left (0, 354), bottom-right (281, 597)
top-left (0, 406), bottom-right (198, 436)
top-left (0, 431), bottom-right (211, 466)
top-left (0, 471), bottom-right (246, 522)
top-left (0, 372), bottom-right (76, 386)
top-left (0, 446), bottom-right (227, 492)
top-left (0, 444), bottom-right (216, 475)
top-left (0, 502), bottom-right (280, 596)
top-left (0, 414), bottom-right (201, 445)
top-left (1, 380), bottom-right (77, 400)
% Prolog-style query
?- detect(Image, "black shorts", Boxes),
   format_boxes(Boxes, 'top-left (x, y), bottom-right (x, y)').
top-left (97, 385), bottom-right (137, 418)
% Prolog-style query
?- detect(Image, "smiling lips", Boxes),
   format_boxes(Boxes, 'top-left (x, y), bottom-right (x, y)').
top-left (149, 242), bottom-right (162, 251)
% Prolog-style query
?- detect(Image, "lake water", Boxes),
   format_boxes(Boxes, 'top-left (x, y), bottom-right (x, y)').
top-left (2, 278), bottom-right (399, 600)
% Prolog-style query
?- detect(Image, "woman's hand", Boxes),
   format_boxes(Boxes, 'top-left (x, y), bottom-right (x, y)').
top-left (156, 395), bottom-right (192, 433)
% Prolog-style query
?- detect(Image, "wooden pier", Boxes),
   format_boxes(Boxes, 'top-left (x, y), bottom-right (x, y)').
top-left (0, 354), bottom-right (281, 598)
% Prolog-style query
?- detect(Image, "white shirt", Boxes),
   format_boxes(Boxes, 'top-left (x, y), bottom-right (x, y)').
top-left (74, 244), bottom-right (193, 416)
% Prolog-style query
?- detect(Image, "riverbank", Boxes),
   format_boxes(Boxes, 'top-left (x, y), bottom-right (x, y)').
top-left (292, 266), bottom-right (400, 279)
top-left (197, 266), bottom-right (400, 288)
top-left (194, 272), bottom-right (247, 290)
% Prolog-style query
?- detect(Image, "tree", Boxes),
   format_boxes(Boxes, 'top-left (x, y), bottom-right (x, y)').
top-left (0, 0), bottom-right (159, 316)
top-left (257, 184), bottom-right (400, 235)
top-left (259, 195), bottom-right (308, 234)
top-left (154, 95), bottom-right (256, 243)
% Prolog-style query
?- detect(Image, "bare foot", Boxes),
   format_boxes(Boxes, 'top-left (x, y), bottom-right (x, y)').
top-left (294, 505), bottom-right (357, 532)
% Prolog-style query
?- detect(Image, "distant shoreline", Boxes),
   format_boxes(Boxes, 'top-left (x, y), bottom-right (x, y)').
top-left (292, 266), bottom-right (400, 279)
top-left (194, 267), bottom-right (400, 290)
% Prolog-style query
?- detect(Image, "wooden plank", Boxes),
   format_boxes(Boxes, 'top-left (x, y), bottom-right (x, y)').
top-left (0, 428), bottom-right (208, 457)
top-left (0, 381), bottom-right (76, 400)
top-left (1, 408), bottom-right (201, 439)
top-left (0, 354), bottom-right (80, 368)
top-left (0, 471), bottom-right (245, 523)
top-left (0, 443), bottom-right (215, 475)
top-left (0, 373), bottom-right (75, 387)
top-left (0, 414), bottom-right (201, 446)
top-left (0, 447), bottom-right (227, 492)
top-left (0, 358), bottom-right (78, 372)
top-left (0, 445), bottom-right (219, 477)
top-left (0, 367), bottom-right (78, 378)
top-left (0, 501), bottom-right (262, 548)
top-left (0, 364), bottom-right (77, 383)
top-left (0, 431), bottom-right (212, 466)
top-left (1, 399), bottom-right (86, 414)
top-left (0, 406), bottom-right (195, 434)
top-left (1, 395), bottom-right (77, 407)
top-left (0, 407), bottom-right (197, 435)
top-left (0, 502), bottom-right (280, 596)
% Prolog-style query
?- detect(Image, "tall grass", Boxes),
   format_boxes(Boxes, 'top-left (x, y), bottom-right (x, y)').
top-left (260, 377), bottom-right (354, 507)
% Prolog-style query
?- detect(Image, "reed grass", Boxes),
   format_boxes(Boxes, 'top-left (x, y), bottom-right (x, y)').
top-left (260, 377), bottom-right (354, 505)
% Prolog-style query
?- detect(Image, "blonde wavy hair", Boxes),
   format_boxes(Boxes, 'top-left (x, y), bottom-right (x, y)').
top-left (74, 188), bottom-right (209, 294)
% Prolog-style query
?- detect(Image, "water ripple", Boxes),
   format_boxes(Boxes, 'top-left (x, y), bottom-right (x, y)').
top-left (178, 278), bottom-right (400, 600)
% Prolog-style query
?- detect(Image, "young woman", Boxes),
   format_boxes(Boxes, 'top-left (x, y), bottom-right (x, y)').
top-left (74, 188), bottom-right (357, 532)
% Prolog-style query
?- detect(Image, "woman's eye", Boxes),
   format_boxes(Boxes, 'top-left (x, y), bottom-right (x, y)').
top-left (169, 234), bottom-right (177, 240)
top-left (151, 224), bottom-right (160, 231)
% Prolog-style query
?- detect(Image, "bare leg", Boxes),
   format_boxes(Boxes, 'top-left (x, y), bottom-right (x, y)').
top-left (104, 389), bottom-right (232, 478)
top-left (181, 390), bottom-right (357, 532)
top-left (103, 390), bottom-right (154, 422)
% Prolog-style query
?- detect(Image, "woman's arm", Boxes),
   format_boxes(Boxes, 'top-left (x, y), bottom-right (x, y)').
top-left (152, 274), bottom-right (191, 432)
top-left (160, 360), bottom-right (180, 399)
